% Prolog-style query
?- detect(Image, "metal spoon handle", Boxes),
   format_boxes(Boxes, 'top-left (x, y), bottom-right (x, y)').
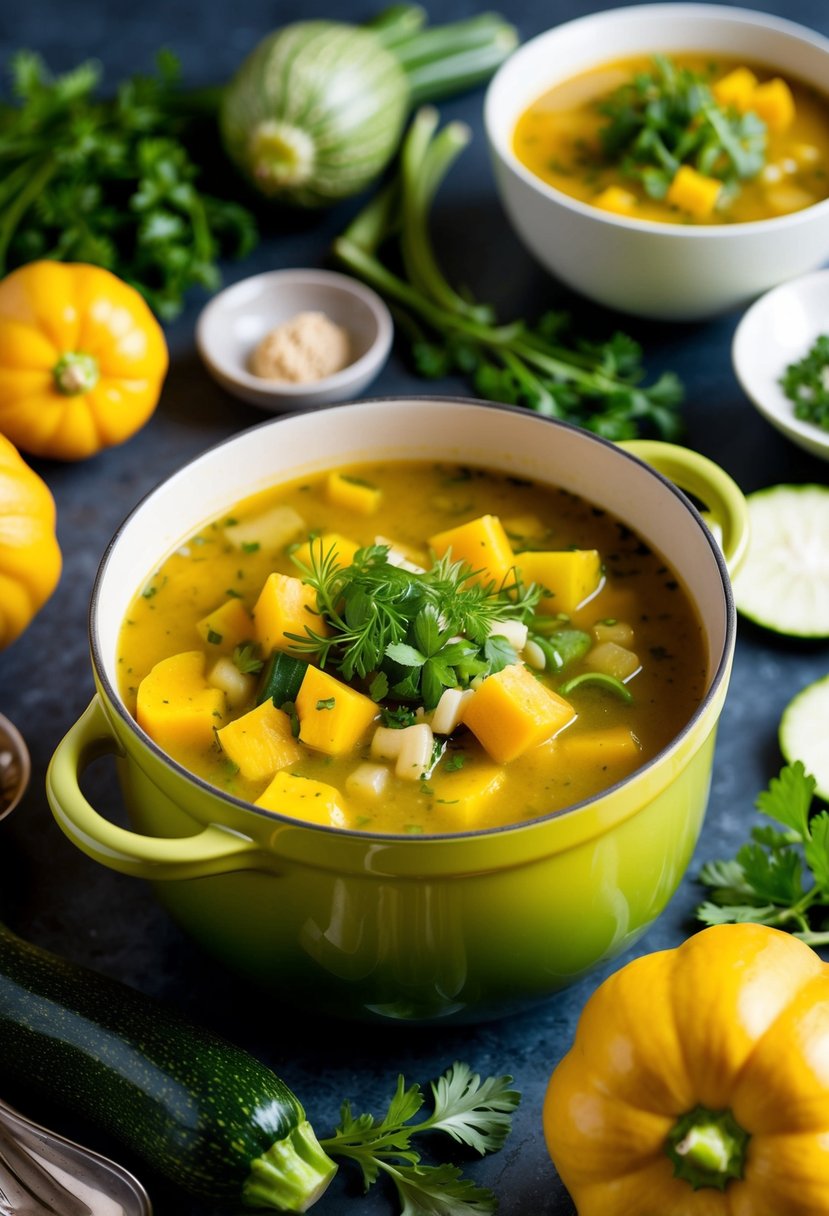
top-left (0, 1098), bottom-right (152, 1216)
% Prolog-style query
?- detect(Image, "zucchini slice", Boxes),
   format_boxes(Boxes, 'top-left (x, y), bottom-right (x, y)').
top-left (0, 922), bottom-right (336, 1210)
top-left (731, 485), bottom-right (829, 637)
top-left (780, 674), bottom-right (829, 800)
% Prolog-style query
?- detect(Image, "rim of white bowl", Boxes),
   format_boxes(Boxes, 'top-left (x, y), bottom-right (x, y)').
top-left (732, 269), bottom-right (829, 453)
top-left (195, 268), bottom-right (394, 398)
top-left (88, 398), bottom-right (736, 843)
top-left (484, 2), bottom-right (829, 238)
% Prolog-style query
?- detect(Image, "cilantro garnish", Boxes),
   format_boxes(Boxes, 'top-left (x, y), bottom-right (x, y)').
top-left (320, 1061), bottom-right (520, 1216)
top-left (696, 762), bottom-right (829, 943)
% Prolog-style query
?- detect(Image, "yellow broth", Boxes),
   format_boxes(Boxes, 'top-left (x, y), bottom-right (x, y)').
top-left (117, 462), bottom-right (707, 834)
top-left (513, 54), bottom-right (829, 224)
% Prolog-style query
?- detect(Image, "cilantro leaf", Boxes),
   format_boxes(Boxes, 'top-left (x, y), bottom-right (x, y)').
top-left (389, 1163), bottom-right (497, 1216)
top-left (425, 1062), bottom-right (520, 1154)
top-left (756, 760), bottom-right (816, 837)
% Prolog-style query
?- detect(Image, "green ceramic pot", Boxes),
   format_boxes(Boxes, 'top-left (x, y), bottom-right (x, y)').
top-left (46, 399), bottom-right (747, 1023)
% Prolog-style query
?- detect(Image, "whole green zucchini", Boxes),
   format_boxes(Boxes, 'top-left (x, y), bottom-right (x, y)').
top-left (0, 921), bottom-right (336, 1211)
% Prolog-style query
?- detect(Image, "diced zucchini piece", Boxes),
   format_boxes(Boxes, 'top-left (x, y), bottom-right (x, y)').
top-left (256, 651), bottom-right (308, 707)
top-left (196, 598), bottom-right (253, 650)
top-left (326, 472), bottom-right (382, 515)
top-left (429, 688), bottom-right (474, 735)
top-left (428, 514), bottom-right (515, 587)
top-left (517, 549), bottom-right (602, 615)
top-left (208, 656), bottom-right (256, 708)
top-left (463, 664), bottom-right (575, 763)
top-left (394, 723), bottom-right (434, 781)
top-left (253, 572), bottom-right (327, 656)
top-left (136, 651), bottom-right (226, 750)
top-left (295, 666), bottom-right (378, 756)
top-left (224, 504), bottom-right (305, 551)
top-left (255, 770), bottom-right (347, 827)
top-left (586, 641), bottom-right (641, 681)
top-left (216, 700), bottom-right (301, 782)
top-left (371, 726), bottom-right (405, 760)
top-left (487, 619), bottom-right (528, 652)
top-left (592, 620), bottom-right (635, 647)
top-left (345, 763), bottom-right (391, 800)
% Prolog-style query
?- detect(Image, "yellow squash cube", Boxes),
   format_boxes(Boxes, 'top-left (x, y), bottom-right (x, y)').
top-left (751, 78), bottom-right (795, 133)
top-left (463, 664), bottom-right (575, 764)
top-left (326, 471), bottom-right (382, 515)
top-left (712, 66), bottom-right (758, 111)
top-left (517, 549), bottom-right (602, 615)
top-left (196, 597), bottom-right (253, 650)
top-left (216, 700), bottom-right (302, 782)
top-left (253, 572), bottom-right (327, 656)
top-left (428, 514), bottom-right (515, 587)
top-left (558, 725), bottom-right (642, 768)
top-left (136, 651), bottom-right (226, 751)
top-left (255, 770), bottom-right (346, 827)
top-left (666, 165), bottom-right (722, 219)
top-left (295, 665), bottom-right (378, 756)
top-left (429, 761), bottom-right (506, 828)
top-left (594, 185), bottom-right (638, 216)
top-left (292, 532), bottom-right (360, 571)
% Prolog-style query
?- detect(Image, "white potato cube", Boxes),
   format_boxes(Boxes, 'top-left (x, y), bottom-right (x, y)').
top-left (346, 763), bottom-right (391, 800)
top-left (207, 657), bottom-right (256, 708)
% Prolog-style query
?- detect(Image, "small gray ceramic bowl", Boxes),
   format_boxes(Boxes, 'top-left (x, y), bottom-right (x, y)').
top-left (196, 268), bottom-right (394, 410)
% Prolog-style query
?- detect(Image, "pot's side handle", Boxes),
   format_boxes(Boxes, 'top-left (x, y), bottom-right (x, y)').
top-left (619, 440), bottom-right (749, 575)
top-left (46, 698), bottom-right (262, 881)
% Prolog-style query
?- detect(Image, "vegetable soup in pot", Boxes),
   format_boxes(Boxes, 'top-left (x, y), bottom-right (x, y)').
top-left (117, 460), bottom-right (706, 834)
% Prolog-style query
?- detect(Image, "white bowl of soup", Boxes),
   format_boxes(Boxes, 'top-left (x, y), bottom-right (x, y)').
top-left (46, 399), bottom-right (747, 1022)
top-left (484, 5), bottom-right (829, 320)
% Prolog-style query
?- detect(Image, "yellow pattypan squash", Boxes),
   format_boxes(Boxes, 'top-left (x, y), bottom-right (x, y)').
top-left (0, 432), bottom-right (61, 647)
top-left (544, 923), bottom-right (829, 1216)
top-left (0, 261), bottom-right (168, 461)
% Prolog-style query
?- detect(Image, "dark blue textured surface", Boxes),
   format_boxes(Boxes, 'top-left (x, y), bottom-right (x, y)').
top-left (1, 2), bottom-right (829, 1212)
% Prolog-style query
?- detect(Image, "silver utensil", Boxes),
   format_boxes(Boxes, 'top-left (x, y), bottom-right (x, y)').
top-left (0, 1097), bottom-right (152, 1216)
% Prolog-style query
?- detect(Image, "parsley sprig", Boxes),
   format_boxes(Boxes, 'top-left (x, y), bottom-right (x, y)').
top-left (0, 50), bottom-right (257, 317)
top-left (288, 541), bottom-right (542, 709)
top-left (696, 762), bottom-right (829, 944)
top-left (320, 1061), bottom-right (520, 1216)
top-left (779, 334), bottom-right (829, 432)
top-left (334, 106), bottom-right (684, 441)
top-left (597, 54), bottom-right (767, 202)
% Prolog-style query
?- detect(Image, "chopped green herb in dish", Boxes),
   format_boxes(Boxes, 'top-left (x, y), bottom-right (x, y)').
top-left (780, 333), bottom-right (829, 431)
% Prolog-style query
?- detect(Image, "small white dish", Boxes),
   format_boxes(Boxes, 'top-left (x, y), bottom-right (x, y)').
top-left (196, 268), bottom-right (394, 410)
top-left (732, 268), bottom-right (829, 461)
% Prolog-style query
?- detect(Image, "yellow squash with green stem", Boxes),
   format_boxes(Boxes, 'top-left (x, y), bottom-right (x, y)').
top-left (544, 923), bottom-right (829, 1215)
top-left (0, 262), bottom-right (168, 461)
top-left (0, 433), bottom-right (61, 647)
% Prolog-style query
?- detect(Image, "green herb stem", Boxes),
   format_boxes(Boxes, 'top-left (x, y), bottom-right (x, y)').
top-left (0, 153), bottom-right (57, 273)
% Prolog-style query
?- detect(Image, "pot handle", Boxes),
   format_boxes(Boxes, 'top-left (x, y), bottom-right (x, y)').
top-left (619, 440), bottom-right (749, 575)
top-left (46, 698), bottom-right (263, 880)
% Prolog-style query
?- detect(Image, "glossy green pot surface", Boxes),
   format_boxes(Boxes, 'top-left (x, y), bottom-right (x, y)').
top-left (47, 400), bottom-right (745, 1023)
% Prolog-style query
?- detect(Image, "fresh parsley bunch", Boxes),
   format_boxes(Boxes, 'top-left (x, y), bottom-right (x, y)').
top-left (0, 50), bottom-right (257, 317)
top-left (320, 1061), bottom-right (521, 1216)
top-left (697, 762), bottom-right (829, 944)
